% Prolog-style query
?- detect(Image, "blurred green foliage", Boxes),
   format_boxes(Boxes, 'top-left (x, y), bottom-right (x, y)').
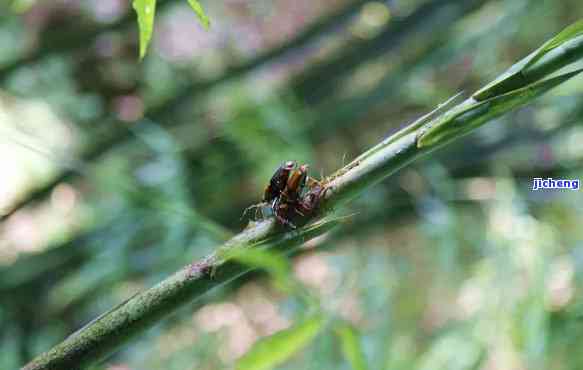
top-left (1, 0), bottom-right (583, 369)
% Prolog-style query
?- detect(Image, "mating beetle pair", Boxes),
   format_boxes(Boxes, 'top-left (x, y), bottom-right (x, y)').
top-left (251, 160), bottom-right (327, 228)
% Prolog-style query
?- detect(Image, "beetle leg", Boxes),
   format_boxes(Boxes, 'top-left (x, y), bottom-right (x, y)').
top-left (273, 199), bottom-right (297, 229)
top-left (241, 203), bottom-right (262, 220)
top-left (294, 205), bottom-right (306, 217)
top-left (275, 212), bottom-right (297, 229)
top-left (276, 214), bottom-right (296, 229)
top-left (255, 204), bottom-right (264, 220)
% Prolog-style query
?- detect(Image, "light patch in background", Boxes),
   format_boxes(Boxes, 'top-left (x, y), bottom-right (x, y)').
top-left (456, 279), bottom-right (484, 319)
top-left (0, 196), bottom-right (83, 265)
top-left (351, 1), bottom-right (391, 39)
top-left (194, 302), bottom-right (258, 361)
top-left (0, 95), bottom-right (78, 211)
top-left (545, 255), bottom-right (574, 311)
top-left (464, 177), bottom-right (497, 201)
top-left (86, 0), bottom-right (128, 23)
top-left (0, 94), bottom-right (83, 262)
top-left (155, 4), bottom-right (219, 62)
top-left (294, 251), bottom-right (340, 297)
top-left (566, 127), bottom-right (583, 160)
top-left (50, 183), bottom-right (78, 215)
top-left (236, 282), bottom-right (291, 336)
top-left (106, 365), bottom-right (131, 370)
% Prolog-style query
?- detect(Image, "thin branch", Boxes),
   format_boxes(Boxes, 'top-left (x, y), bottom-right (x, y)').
top-left (22, 23), bottom-right (583, 370)
top-left (22, 217), bottom-right (341, 370)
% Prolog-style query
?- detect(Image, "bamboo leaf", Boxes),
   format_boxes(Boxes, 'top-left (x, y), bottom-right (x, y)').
top-left (471, 57), bottom-right (532, 101)
top-left (350, 92), bottom-right (462, 165)
top-left (473, 18), bottom-right (583, 101)
top-left (335, 322), bottom-right (369, 370)
top-left (418, 68), bottom-right (583, 148)
top-left (236, 314), bottom-right (325, 370)
top-left (524, 18), bottom-right (583, 70)
top-left (186, 0), bottom-right (210, 29)
top-left (133, 0), bottom-right (157, 59)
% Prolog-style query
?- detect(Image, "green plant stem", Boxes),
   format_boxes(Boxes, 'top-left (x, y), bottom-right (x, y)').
top-left (22, 22), bottom-right (583, 370)
top-left (22, 218), bottom-right (340, 370)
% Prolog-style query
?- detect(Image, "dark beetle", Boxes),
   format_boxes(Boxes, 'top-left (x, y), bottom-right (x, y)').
top-left (246, 161), bottom-right (327, 229)
top-left (263, 160), bottom-right (296, 204)
top-left (273, 164), bottom-right (309, 228)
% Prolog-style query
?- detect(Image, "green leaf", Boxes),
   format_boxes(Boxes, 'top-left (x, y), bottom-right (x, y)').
top-left (133, 0), bottom-right (157, 59)
top-left (335, 322), bottom-right (368, 370)
top-left (524, 18), bottom-right (583, 70)
top-left (187, 0), bottom-right (210, 29)
top-left (473, 19), bottom-right (583, 101)
top-left (236, 314), bottom-right (326, 370)
top-left (350, 92), bottom-right (463, 165)
top-left (419, 68), bottom-right (583, 148)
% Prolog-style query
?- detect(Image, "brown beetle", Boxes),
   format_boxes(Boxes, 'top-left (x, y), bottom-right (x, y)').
top-left (263, 160), bottom-right (296, 204)
top-left (243, 161), bottom-right (296, 221)
top-left (297, 177), bottom-right (327, 216)
top-left (244, 161), bottom-right (328, 229)
top-left (274, 164), bottom-right (329, 229)
top-left (273, 164), bottom-right (308, 228)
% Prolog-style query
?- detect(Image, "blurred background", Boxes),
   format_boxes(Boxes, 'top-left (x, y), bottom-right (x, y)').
top-left (1, 0), bottom-right (583, 369)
